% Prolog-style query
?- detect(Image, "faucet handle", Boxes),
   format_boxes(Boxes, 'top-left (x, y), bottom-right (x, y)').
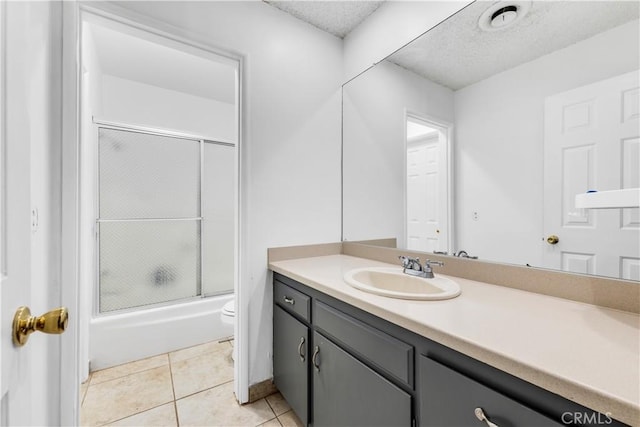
top-left (399, 256), bottom-right (422, 270)
top-left (424, 259), bottom-right (444, 268)
top-left (398, 255), bottom-right (410, 268)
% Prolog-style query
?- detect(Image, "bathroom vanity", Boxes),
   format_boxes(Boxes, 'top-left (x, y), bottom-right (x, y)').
top-left (269, 251), bottom-right (639, 427)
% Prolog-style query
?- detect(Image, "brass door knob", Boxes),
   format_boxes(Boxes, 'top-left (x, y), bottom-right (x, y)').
top-left (12, 306), bottom-right (69, 347)
top-left (546, 235), bottom-right (560, 245)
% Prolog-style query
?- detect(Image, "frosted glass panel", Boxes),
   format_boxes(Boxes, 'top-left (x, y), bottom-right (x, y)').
top-left (99, 221), bottom-right (200, 312)
top-left (99, 128), bottom-right (200, 219)
top-left (202, 142), bottom-right (236, 296)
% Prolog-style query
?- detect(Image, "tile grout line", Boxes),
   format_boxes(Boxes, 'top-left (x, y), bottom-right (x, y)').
top-left (80, 373), bottom-right (92, 407)
top-left (174, 378), bottom-right (235, 402)
top-left (169, 346), bottom-right (231, 366)
top-left (167, 352), bottom-right (180, 427)
top-left (90, 362), bottom-right (169, 386)
top-left (280, 410), bottom-right (302, 427)
top-left (259, 416), bottom-right (281, 427)
top-left (167, 352), bottom-right (177, 402)
top-left (174, 400), bottom-right (180, 427)
top-left (96, 402), bottom-right (174, 427)
top-left (264, 396), bottom-right (277, 418)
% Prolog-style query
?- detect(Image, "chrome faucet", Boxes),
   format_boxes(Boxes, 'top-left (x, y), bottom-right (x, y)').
top-left (454, 250), bottom-right (478, 259)
top-left (398, 256), bottom-right (444, 279)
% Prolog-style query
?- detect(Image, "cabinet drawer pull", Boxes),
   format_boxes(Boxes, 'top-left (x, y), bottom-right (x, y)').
top-left (474, 408), bottom-right (499, 427)
top-left (283, 296), bottom-right (295, 305)
top-left (298, 337), bottom-right (306, 362)
top-left (312, 346), bottom-right (320, 371)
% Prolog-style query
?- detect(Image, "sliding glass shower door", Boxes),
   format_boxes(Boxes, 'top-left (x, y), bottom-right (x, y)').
top-left (97, 126), bottom-right (235, 313)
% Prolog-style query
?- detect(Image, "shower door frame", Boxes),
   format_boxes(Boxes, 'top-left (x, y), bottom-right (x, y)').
top-left (93, 120), bottom-right (236, 315)
top-left (63, 5), bottom-right (249, 425)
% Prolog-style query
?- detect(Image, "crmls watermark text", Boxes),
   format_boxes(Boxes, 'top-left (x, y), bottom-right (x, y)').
top-left (561, 412), bottom-right (613, 425)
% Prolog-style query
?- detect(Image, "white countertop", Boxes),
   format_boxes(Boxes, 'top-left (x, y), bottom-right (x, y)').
top-left (269, 254), bottom-right (640, 426)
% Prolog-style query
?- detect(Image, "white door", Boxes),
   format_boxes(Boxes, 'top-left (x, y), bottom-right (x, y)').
top-left (406, 121), bottom-right (449, 253)
top-left (543, 70), bottom-right (640, 279)
top-left (1, 2), bottom-right (70, 425)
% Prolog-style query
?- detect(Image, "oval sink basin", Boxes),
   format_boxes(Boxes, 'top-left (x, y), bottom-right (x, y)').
top-left (344, 267), bottom-right (461, 300)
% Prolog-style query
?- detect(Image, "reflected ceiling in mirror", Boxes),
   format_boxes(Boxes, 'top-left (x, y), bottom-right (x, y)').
top-left (342, 1), bottom-right (640, 281)
top-left (389, 1), bottom-right (638, 90)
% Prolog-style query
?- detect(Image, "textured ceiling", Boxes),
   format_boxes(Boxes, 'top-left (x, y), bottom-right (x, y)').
top-left (264, 0), bottom-right (384, 38)
top-left (388, 1), bottom-right (640, 90)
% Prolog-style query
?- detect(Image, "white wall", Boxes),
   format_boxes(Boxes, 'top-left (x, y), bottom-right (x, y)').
top-left (101, 74), bottom-right (236, 141)
top-left (343, 1), bottom-right (471, 81)
top-left (343, 61), bottom-right (454, 245)
top-left (454, 20), bottom-right (640, 267)
top-left (112, 0), bottom-right (343, 387)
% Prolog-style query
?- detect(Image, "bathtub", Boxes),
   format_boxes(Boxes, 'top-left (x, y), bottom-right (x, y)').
top-left (89, 294), bottom-right (234, 370)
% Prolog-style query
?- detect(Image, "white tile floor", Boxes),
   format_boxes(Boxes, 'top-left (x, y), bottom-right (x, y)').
top-left (80, 340), bottom-right (303, 427)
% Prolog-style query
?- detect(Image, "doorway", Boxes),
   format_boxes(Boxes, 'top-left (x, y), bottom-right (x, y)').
top-left (77, 6), bottom-right (242, 414)
top-left (405, 114), bottom-right (452, 254)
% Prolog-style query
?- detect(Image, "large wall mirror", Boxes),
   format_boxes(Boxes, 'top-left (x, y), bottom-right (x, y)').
top-left (342, 1), bottom-right (640, 281)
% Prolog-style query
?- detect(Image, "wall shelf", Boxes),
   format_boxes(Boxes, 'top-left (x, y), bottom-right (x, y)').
top-left (575, 188), bottom-right (640, 209)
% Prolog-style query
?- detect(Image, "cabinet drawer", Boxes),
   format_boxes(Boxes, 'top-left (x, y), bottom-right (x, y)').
top-left (274, 279), bottom-right (311, 322)
top-left (419, 356), bottom-right (562, 426)
top-left (314, 300), bottom-right (413, 387)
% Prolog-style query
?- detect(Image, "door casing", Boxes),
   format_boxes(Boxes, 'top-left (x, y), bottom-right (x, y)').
top-left (60, 3), bottom-right (250, 425)
top-left (403, 111), bottom-right (454, 254)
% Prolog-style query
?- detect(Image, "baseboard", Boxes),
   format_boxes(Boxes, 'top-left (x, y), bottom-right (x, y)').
top-left (248, 378), bottom-right (278, 403)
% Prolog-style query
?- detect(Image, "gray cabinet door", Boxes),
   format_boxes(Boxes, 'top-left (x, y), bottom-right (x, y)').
top-left (312, 331), bottom-right (412, 427)
top-left (419, 356), bottom-right (562, 427)
top-left (273, 305), bottom-right (309, 425)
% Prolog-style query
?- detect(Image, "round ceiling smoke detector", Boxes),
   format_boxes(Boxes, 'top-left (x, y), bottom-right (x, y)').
top-left (478, 1), bottom-right (531, 32)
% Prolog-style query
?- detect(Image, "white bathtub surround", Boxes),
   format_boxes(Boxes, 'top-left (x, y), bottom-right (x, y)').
top-left (89, 294), bottom-right (233, 370)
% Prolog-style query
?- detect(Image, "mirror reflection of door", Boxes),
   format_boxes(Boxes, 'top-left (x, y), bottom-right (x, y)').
top-left (543, 70), bottom-right (640, 279)
top-left (405, 115), bottom-right (450, 253)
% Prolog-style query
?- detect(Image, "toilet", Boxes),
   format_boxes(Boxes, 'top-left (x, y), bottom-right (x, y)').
top-left (221, 299), bottom-right (235, 325)
top-left (221, 298), bottom-right (236, 361)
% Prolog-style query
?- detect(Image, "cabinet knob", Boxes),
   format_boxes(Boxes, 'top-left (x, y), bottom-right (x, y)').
top-left (312, 346), bottom-right (320, 371)
top-left (298, 337), bottom-right (306, 362)
top-left (283, 296), bottom-right (295, 305)
top-left (474, 408), bottom-right (499, 427)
